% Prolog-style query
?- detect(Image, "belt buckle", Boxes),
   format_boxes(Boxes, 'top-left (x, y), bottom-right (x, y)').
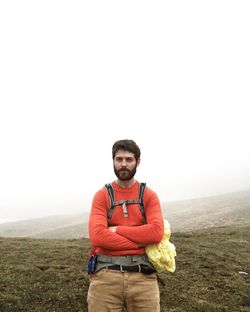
top-left (120, 265), bottom-right (141, 273)
top-left (120, 265), bottom-right (127, 272)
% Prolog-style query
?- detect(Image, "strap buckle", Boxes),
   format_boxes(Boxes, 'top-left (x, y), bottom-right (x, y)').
top-left (120, 265), bottom-right (127, 272)
top-left (119, 265), bottom-right (141, 273)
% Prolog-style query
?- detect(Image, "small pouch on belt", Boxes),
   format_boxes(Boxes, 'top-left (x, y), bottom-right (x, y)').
top-left (88, 255), bottom-right (98, 274)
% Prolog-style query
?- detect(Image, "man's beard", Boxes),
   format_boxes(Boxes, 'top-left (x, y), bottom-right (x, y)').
top-left (114, 166), bottom-right (137, 181)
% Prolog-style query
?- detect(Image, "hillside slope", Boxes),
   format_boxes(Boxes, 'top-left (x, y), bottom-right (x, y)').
top-left (164, 189), bottom-right (250, 232)
top-left (0, 213), bottom-right (89, 238)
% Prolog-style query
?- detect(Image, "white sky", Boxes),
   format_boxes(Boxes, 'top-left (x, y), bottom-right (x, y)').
top-left (0, 1), bottom-right (250, 221)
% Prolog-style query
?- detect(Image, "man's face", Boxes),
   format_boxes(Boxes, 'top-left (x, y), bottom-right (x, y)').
top-left (113, 150), bottom-right (140, 181)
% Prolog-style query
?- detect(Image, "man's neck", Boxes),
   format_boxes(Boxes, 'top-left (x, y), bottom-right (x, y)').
top-left (115, 179), bottom-right (136, 188)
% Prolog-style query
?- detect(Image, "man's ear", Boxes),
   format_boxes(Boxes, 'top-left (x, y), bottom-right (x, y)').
top-left (136, 158), bottom-right (141, 167)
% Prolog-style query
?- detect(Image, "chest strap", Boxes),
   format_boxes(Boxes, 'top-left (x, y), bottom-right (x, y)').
top-left (105, 182), bottom-right (147, 223)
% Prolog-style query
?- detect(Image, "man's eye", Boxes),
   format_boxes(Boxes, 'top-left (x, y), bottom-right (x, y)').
top-left (126, 158), bottom-right (133, 162)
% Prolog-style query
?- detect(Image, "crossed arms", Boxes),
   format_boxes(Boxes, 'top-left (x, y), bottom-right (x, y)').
top-left (88, 189), bottom-right (164, 252)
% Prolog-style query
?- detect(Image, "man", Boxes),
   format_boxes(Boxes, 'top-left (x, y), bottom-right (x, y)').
top-left (87, 139), bottom-right (164, 312)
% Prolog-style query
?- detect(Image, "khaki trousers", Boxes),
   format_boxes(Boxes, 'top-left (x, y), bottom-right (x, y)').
top-left (87, 268), bottom-right (160, 312)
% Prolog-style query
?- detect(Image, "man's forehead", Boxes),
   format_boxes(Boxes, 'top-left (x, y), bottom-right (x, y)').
top-left (114, 150), bottom-right (135, 158)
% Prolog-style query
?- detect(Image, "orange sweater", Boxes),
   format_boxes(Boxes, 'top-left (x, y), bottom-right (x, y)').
top-left (88, 181), bottom-right (164, 256)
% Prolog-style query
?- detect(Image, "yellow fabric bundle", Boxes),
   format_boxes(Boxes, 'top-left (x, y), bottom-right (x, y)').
top-left (145, 219), bottom-right (176, 273)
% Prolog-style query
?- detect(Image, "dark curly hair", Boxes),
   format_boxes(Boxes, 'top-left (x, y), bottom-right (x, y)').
top-left (112, 139), bottom-right (141, 161)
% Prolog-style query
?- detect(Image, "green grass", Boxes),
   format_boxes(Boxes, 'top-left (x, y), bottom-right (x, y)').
top-left (0, 224), bottom-right (249, 312)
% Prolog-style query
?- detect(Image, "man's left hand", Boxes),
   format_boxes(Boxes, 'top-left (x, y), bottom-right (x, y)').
top-left (109, 226), bottom-right (117, 232)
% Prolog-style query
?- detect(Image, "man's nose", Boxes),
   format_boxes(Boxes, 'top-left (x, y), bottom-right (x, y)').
top-left (121, 159), bottom-right (127, 166)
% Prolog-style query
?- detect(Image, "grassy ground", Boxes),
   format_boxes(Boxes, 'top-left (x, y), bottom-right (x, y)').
top-left (0, 224), bottom-right (249, 312)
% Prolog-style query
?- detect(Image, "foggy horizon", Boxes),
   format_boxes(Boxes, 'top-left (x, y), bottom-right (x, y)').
top-left (1, 183), bottom-right (249, 223)
top-left (1, 2), bottom-right (249, 224)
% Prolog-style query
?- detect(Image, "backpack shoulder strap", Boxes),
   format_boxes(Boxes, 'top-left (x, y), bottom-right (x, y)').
top-left (138, 182), bottom-right (147, 224)
top-left (104, 184), bottom-right (115, 221)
